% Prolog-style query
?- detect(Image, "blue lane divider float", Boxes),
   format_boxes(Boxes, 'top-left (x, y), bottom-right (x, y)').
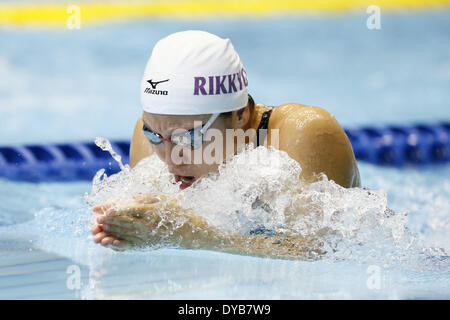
top-left (345, 122), bottom-right (450, 167)
top-left (0, 141), bottom-right (130, 182)
top-left (0, 122), bottom-right (449, 182)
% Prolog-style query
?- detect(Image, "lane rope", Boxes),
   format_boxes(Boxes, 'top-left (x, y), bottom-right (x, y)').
top-left (0, 122), bottom-right (449, 182)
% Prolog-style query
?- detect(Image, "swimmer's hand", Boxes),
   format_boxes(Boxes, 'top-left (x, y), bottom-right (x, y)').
top-left (91, 193), bottom-right (214, 250)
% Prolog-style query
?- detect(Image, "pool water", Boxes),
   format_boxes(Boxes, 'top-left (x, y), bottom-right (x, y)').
top-left (1, 10), bottom-right (449, 299)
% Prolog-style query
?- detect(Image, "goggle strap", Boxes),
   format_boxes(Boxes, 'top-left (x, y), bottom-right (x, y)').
top-left (200, 113), bottom-right (220, 135)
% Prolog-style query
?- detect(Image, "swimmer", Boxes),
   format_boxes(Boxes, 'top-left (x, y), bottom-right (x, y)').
top-left (92, 30), bottom-right (360, 258)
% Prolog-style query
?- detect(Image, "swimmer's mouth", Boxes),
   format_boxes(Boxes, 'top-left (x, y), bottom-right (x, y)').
top-left (174, 175), bottom-right (196, 190)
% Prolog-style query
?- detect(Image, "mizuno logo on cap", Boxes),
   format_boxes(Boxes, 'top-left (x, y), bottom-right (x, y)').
top-left (147, 79), bottom-right (169, 89)
top-left (144, 79), bottom-right (169, 95)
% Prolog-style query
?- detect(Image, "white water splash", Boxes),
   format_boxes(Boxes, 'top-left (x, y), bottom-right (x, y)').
top-left (84, 141), bottom-right (449, 271)
top-left (94, 136), bottom-right (129, 172)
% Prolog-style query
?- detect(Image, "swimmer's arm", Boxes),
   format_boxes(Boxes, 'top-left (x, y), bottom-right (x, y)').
top-left (215, 233), bottom-right (323, 260)
top-left (129, 115), bottom-right (154, 168)
top-left (93, 195), bottom-right (321, 259)
top-left (177, 217), bottom-right (323, 260)
top-left (269, 104), bottom-right (360, 188)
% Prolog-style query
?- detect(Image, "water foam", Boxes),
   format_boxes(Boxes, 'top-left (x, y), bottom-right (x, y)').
top-left (84, 142), bottom-right (449, 271)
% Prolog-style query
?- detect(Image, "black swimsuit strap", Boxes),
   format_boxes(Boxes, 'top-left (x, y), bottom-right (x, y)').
top-left (256, 107), bottom-right (274, 147)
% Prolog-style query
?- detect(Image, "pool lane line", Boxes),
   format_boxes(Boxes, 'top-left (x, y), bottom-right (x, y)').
top-left (1, 0), bottom-right (450, 28)
top-left (1, 122), bottom-right (449, 183)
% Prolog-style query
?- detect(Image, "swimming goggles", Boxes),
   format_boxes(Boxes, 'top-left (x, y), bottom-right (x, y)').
top-left (142, 113), bottom-right (220, 150)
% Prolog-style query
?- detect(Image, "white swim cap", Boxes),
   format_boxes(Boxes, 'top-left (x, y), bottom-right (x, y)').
top-left (140, 30), bottom-right (249, 115)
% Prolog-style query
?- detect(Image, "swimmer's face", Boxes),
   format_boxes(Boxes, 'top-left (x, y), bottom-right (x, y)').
top-left (142, 111), bottom-right (240, 190)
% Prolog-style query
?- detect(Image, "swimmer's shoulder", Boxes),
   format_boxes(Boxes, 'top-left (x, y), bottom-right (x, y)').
top-left (263, 102), bottom-right (360, 188)
top-left (266, 103), bottom-right (334, 131)
top-left (130, 115), bottom-right (153, 168)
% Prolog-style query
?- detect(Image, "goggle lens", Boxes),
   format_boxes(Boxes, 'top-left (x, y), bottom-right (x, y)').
top-left (142, 113), bottom-right (219, 150)
top-left (143, 129), bottom-right (163, 144)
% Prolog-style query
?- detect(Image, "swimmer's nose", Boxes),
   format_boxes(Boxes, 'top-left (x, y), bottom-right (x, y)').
top-left (163, 141), bottom-right (185, 166)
